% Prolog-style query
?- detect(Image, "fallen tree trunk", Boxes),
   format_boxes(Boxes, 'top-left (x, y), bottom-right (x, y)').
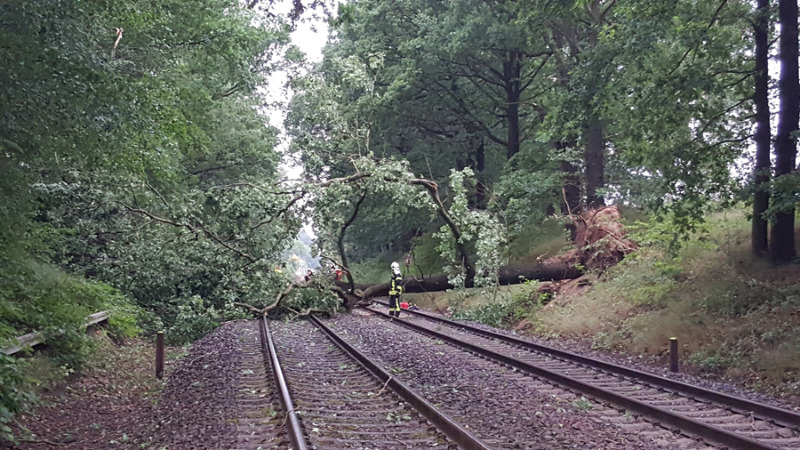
top-left (347, 262), bottom-right (582, 300)
top-left (341, 206), bottom-right (635, 307)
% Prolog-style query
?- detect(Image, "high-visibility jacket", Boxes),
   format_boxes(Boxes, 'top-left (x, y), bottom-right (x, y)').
top-left (389, 271), bottom-right (403, 296)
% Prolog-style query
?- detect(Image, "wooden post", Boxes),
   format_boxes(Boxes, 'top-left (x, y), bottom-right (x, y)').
top-left (156, 331), bottom-right (164, 379)
top-left (669, 337), bottom-right (678, 373)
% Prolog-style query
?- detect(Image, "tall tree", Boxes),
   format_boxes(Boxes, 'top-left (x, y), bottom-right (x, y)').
top-left (0, 0), bottom-right (309, 335)
top-left (332, 0), bottom-right (553, 185)
top-left (596, 0), bottom-right (753, 232)
top-left (751, 0), bottom-right (772, 255)
top-left (546, 0), bottom-right (618, 209)
top-left (287, 54), bottom-right (510, 287)
top-left (769, 0), bottom-right (799, 262)
top-left (299, 0), bottom-right (756, 258)
top-left (0, 0), bottom-right (322, 433)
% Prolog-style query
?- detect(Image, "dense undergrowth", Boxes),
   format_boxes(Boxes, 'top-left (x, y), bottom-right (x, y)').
top-left (535, 208), bottom-right (800, 397)
top-left (0, 259), bottom-right (141, 443)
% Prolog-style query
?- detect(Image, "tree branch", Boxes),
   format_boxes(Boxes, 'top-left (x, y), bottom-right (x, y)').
top-left (119, 203), bottom-right (258, 263)
top-left (408, 178), bottom-right (475, 284)
top-left (336, 191), bottom-right (366, 292)
top-left (668, 0), bottom-right (729, 76)
top-left (433, 80), bottom-right (508, 146)
top-left (110, 28), bottom-right (123, 59)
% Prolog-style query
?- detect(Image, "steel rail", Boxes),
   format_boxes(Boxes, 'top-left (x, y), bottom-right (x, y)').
top-left (368, 305), bottom-right (785, 450)
top-left (309, 314), bottom-right (492, 450)
top-left (260, 316), bottom-right (307, 450)
top-left (380, 301), bottom-right (800, 429)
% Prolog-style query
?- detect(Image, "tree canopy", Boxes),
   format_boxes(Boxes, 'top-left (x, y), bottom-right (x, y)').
top-left (290, 0), bottom-right (784, 265)
top-left (0, 1), bottom-right (336, 399)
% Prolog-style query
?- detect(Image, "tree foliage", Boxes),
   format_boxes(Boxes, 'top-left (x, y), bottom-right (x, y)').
top-left (317, 0), bottom-right (761, 247)
top-left (0, 0), bottom-right (321, 435)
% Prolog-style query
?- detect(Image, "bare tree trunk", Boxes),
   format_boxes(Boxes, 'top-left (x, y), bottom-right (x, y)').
top-left (584, 117), bottom-right (605, 209)
top-left (409, 178), bottom-right (476, 286)
top-left (582, 15), bottom-right (606, 210)
top-left (475, 137), bottom-right (487, 209)
top-left (769, 0), bottom-right (798, 263)
top-left (352, 262), bottom-right (582, 299)
top-left (317, 173), bottom-right (479, 286)
top-left (504, 52), bottom-right (522, 160)
top-left (337, 192), bottom-right (366, 291)
top-left (560, 147), bottom-right (581, 241)
top-left (751, 0), bottom-right (771, 256)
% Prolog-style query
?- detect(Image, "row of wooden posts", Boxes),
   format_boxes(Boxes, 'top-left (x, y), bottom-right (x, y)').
top-left (151, 332), bottom-right (683, 379)
top-left (2, 313), bottom-right (681, 378)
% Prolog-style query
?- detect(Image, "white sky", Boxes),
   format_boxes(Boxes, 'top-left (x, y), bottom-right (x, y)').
top-left (291, 16), bottom-right (328, 64)
top-left (260, 4), bottom-right (332, 180)
top-left (260, 2), bottom-right (336, 242)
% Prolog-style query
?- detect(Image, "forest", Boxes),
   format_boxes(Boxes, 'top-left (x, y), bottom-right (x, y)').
top-left (1, 0), bottom-right (799, 441)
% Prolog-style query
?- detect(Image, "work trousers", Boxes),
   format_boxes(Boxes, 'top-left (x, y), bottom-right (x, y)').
top-left (389, 295), bottom-right (401, 317)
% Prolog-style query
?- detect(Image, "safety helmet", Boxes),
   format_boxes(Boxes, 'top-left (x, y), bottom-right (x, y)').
top-left (390, 261), bottom-right (400, 272)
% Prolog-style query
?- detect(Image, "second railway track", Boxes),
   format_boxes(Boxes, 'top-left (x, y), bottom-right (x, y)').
top-left (366, 301), bottom-right (800, 449)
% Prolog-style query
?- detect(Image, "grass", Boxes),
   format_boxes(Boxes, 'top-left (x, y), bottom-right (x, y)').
top-left (403, 284), bottom-right (520, 313)
top-left (347, 206), bottom-right (800, 398)
top-left (438, 206), bottom-right (800, 399)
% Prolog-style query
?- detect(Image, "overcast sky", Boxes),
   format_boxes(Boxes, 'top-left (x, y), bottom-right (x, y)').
top-left (262, 5), bottom-right (332, 181)
top-left (266, 2), bottom-right (336, 241)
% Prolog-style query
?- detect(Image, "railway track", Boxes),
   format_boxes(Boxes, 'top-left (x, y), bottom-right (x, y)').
top-left (325, 311), bottom-right (668, 448)
top-left (262, 316), bottom-right (489, 449)
top-left (234, 320), bottom-right (289, 449)
top-left (367, 301), bottom-right (800, 450)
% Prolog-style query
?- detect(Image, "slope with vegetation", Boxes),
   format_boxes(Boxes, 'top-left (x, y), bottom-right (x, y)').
top-left (409, 208), bottom-right (800, 402)
top-left (0, 0), bottom-right (336, 443)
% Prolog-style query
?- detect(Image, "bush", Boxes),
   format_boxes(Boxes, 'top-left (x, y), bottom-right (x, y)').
top-left (0, 258), bottom-right (144, 443)
top-left (165, 296), bottom-right (220, 345)
top-left (135, 309), bottom-right (165, 337)
top-left (107, 314), bottom-right (142, 343)
top-left (452, 299), bottom-right (515, 328)
top-left (46, 329), bottom-right (95, 371)
top-left (688, 351), bottom-right (733, 373)
top-left (95, 284), bottom-right (142, 342)
top-left (0, 354), bottom-right (36, 445)
top-left (451, 282), bottom-right (542, 328)
top-left (278, 286), bottom-right (341, 319)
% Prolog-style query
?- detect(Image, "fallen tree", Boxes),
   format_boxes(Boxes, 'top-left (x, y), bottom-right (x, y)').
top-left (345, 206), bottom-right (636, 305)
top-left (349, 262), bottom-right (582, 300)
